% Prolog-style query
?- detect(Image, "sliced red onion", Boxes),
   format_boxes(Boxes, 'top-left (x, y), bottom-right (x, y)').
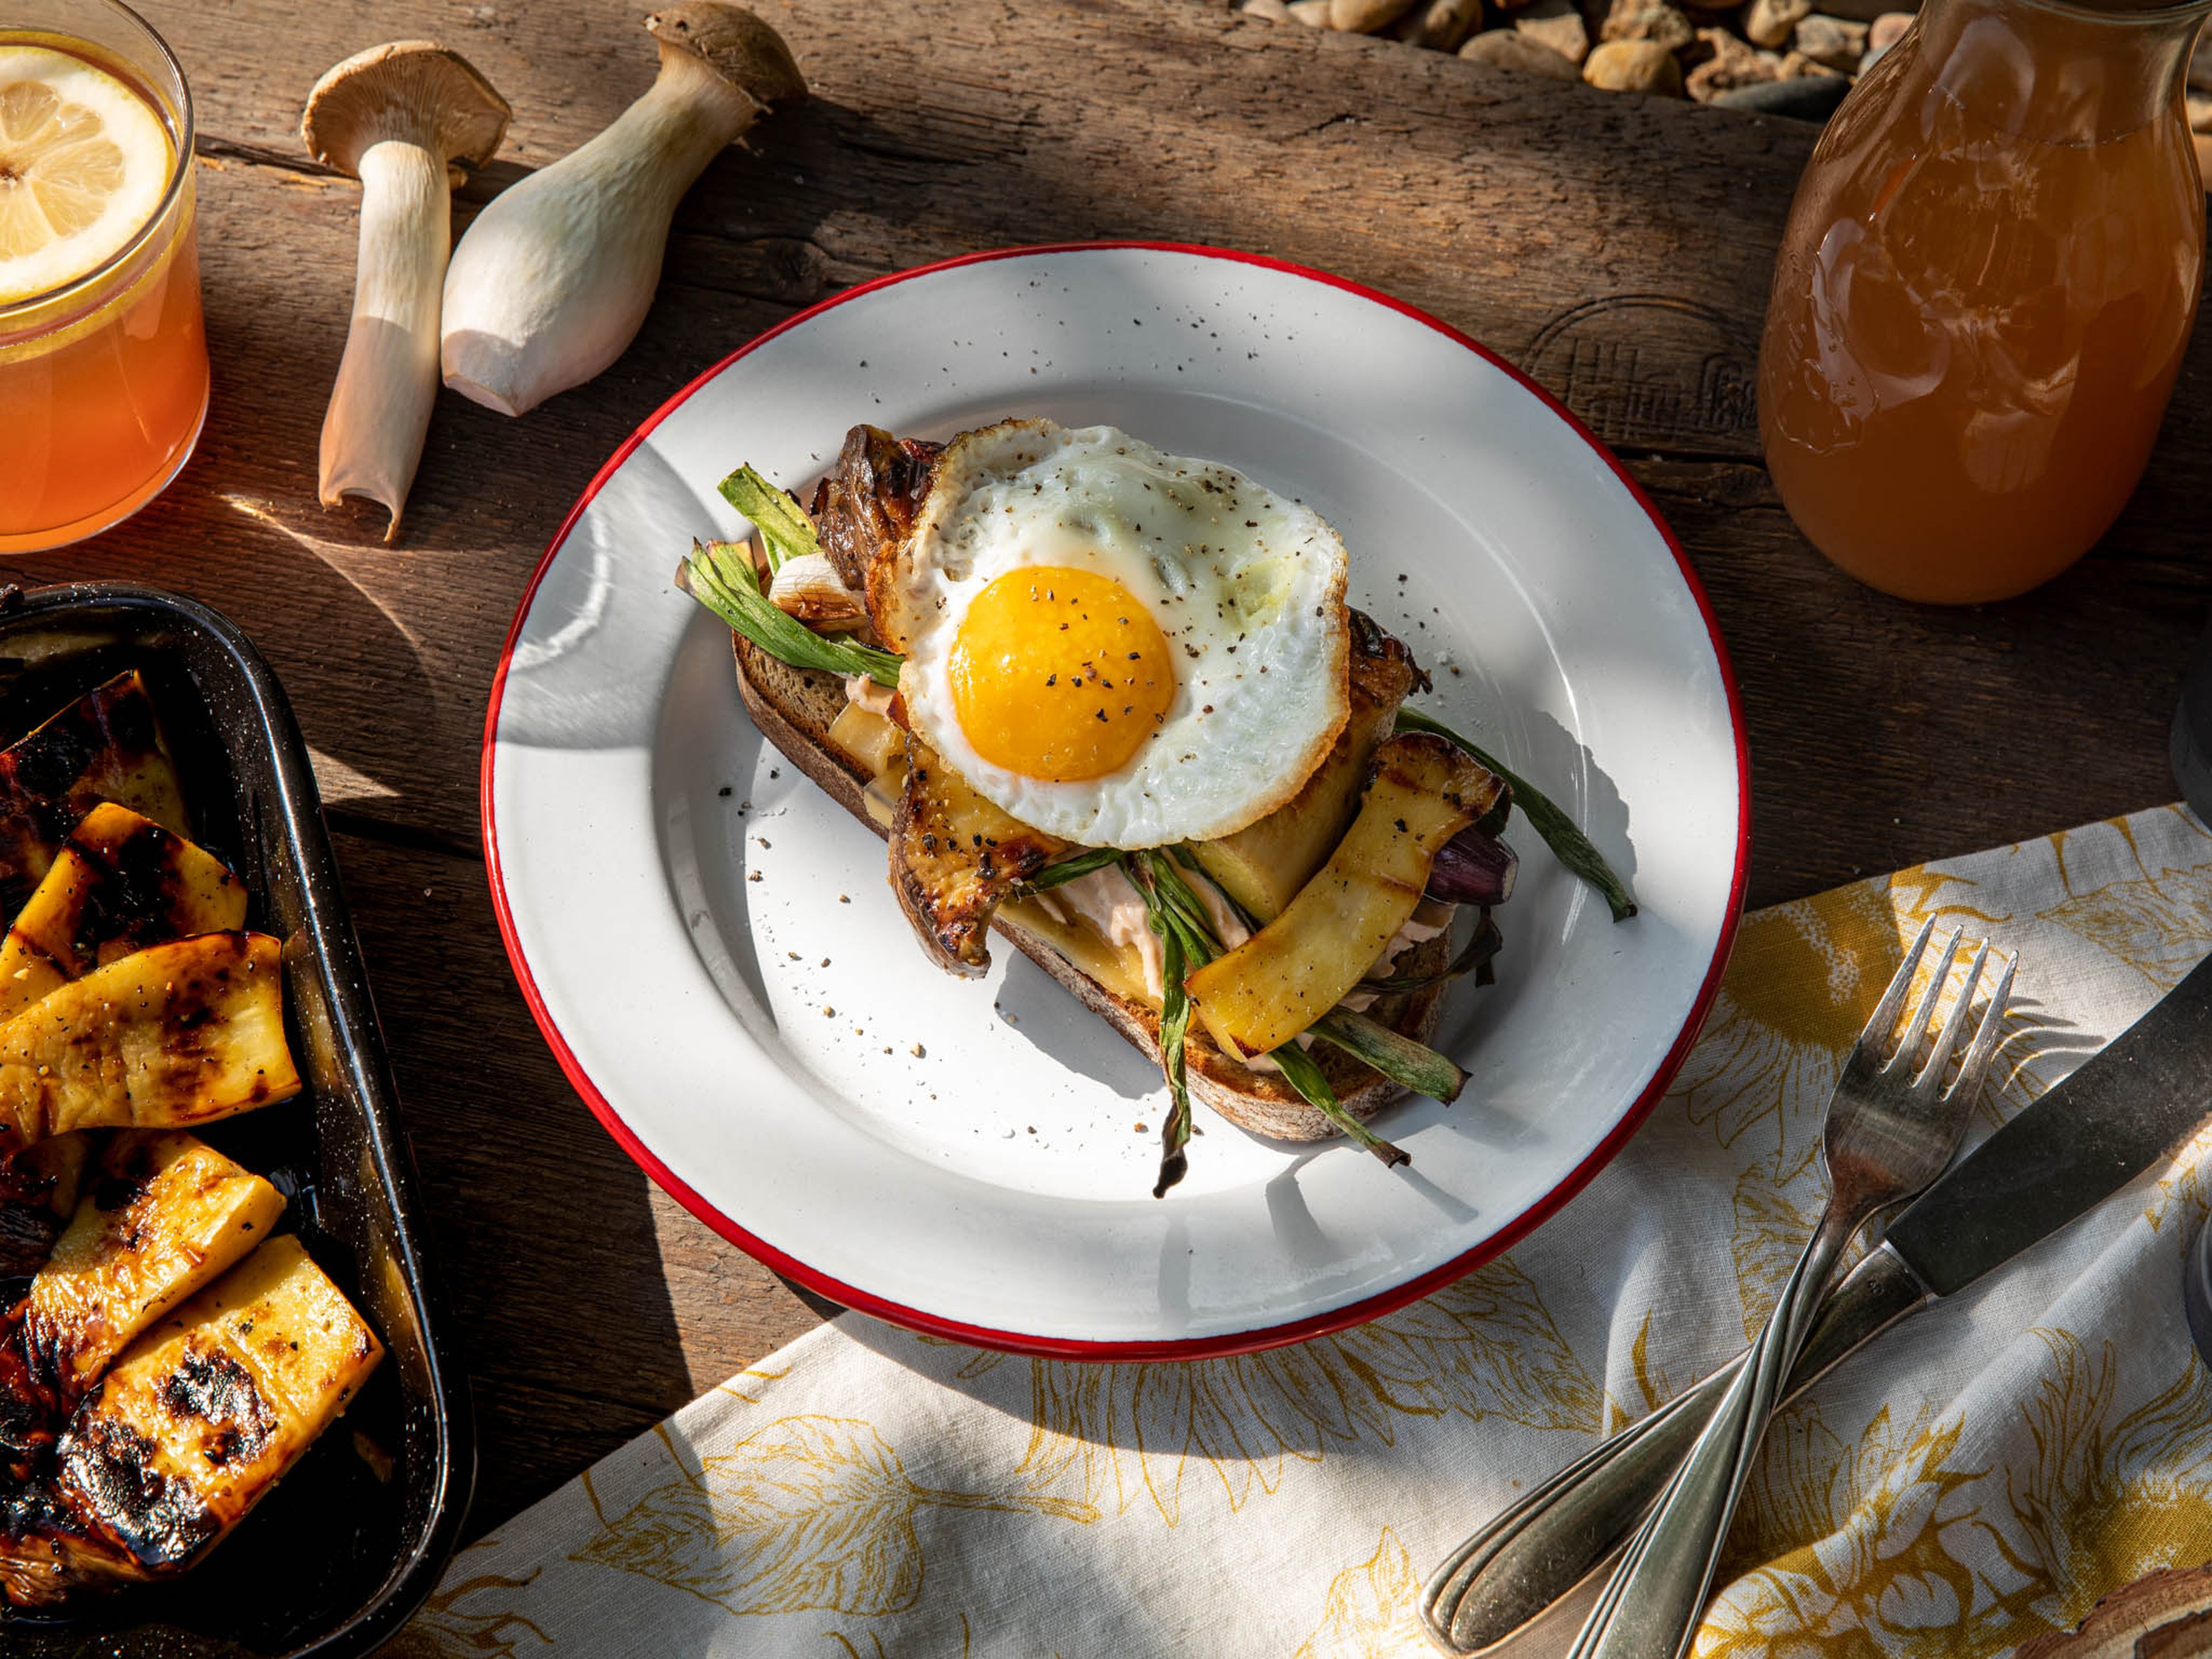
top-left (1426, 827), bottom-right (1517, 906)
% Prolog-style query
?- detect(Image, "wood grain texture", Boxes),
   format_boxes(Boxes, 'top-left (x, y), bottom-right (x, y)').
top-left (327, 829), bottom-right (827, 1523)
top-left (2014, 1564), bottom-right (2212, 1658)
top-left (11, 0), bottom-right (2205, 1540)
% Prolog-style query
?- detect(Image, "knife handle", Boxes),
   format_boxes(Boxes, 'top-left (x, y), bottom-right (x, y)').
top-left (1419, 1243), bottom-right (1933, 1656)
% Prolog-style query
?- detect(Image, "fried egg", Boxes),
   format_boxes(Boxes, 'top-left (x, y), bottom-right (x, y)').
top-left (882, 421), bottom-right (1351, 848)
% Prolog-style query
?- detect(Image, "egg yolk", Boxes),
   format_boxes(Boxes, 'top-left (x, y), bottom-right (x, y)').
top-left (948, 566), bottom-right (1177, 782)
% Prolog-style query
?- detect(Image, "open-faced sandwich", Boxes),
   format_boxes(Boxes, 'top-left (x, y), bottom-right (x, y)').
top-left (679, 420), bottom-right (1633, 1195)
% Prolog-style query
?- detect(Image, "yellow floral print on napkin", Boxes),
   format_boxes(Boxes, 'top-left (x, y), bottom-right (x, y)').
top-left (968, 1253), bottom-right (1599, 1528)
top-left (393, 803), bottom-right (2212, 1658)
top-left (1294, 1529), bottom-right (1427, 1657)
top-left (570, 1415), bottom-right (1095, 1617)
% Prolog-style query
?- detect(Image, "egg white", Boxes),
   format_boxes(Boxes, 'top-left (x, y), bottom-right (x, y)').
top-left (888, 420), bottom-right (1351, 849)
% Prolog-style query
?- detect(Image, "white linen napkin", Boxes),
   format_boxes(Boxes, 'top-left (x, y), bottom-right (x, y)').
top-left (394, 802), bottom-right (2212, 1658)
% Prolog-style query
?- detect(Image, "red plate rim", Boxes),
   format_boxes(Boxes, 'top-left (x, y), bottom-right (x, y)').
top-left (480, 239), bottom-right (1752, 1364)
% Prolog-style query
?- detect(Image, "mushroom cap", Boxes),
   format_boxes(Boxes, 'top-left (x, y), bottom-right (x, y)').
top-left (301, 41), bottom-right (512, 183)
top-left (644, 4), bottom-right (808, 109)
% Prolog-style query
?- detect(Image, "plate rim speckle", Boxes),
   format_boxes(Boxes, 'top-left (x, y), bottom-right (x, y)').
top-left (481, 240), bottom-right (1751, 1361)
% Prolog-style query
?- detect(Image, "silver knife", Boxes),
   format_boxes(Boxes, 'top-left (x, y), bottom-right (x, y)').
top-left (1422, 945), bottom-right (2212, 1656)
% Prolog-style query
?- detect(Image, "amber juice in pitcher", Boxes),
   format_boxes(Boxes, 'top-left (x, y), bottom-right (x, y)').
top-left (1756, 0), bottom-right (2206, 604)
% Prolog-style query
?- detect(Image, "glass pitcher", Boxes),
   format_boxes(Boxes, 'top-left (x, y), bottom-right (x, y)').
top-left (1755, 0), bottom-right (2207, 604)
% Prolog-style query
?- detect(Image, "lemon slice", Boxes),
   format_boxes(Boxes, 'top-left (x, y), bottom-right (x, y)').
top-left (0, 44), bottom-right (172, 306)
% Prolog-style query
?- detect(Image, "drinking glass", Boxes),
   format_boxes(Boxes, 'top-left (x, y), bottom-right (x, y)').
top-left (0, 0), bottom-right (207, 553)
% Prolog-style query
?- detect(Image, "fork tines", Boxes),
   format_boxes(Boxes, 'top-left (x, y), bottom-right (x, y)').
top-left (1855, 916), bottom-right (2017, 1103)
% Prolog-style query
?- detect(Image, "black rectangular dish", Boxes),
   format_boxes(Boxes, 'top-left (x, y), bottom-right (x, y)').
top-left (0, 582), bottom-right (472, 1657)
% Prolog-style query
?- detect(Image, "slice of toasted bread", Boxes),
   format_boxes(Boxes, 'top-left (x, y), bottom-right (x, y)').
top-left (729, 635), bottom-right (1455, 1142)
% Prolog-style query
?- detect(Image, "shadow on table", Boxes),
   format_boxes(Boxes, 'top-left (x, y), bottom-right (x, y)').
top-left (322, 824), bottom-right (759, 1529)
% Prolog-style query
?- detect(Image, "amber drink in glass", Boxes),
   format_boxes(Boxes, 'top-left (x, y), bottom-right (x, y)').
top-left (0, 1), bottom-right (204, 553)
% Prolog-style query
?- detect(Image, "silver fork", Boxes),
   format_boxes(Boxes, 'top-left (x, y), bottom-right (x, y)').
top-left (1543, 919), bottom-right (2013, 1659)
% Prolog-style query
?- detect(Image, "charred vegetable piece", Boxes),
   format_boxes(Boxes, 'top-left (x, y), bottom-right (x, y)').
top-left (1187, 734), bottom-right (1504, 1060)
top-left (30, 1236), bottom-right (381, 1596)
top-left (1393, 705), bottom-right (1637, 921)
top-left (1189, 622), bottom-right (1418, 923)
top-left (811, 424), bottom-right (942, 601)
top-left (0, 1483), bottom-right (137, 1605)
top-left (24, 1133), bottom-right (284, 1403)
top-left (0, 934), bottom-right (301, 1149)
top-left (0, 673), bottom-right (188, 923)
top-left (891, 733), bottom-right (1067, 977)
top-left (0, 805), bottom-right (247, 1024)
top-left (0, 1138), bottom-right (89, 1280)
top-left (1424, 825), bottom-right (1518, 907)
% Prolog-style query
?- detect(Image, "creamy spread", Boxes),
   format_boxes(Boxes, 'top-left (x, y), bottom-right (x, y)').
top-left (1190, 875), bottom-right (1252, 952)
top-left (1339, 900), bottom-right (1453, 1013)
top-left (843, 675), bottom-right (897, 718)
top-left (1037, 866), bottom-right (1166, 1000)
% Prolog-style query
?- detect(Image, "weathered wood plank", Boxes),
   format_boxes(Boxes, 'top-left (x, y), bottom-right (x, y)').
top-left (326, 831), bottom-right (825, 1524)
top-left (154, 0), bottom-right (1816, 461)
top-left (1632, 454), bottom-right (2209, 902)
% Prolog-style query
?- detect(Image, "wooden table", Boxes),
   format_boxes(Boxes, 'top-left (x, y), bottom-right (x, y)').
top-left (26, 0), bottom-right (2204, 1536)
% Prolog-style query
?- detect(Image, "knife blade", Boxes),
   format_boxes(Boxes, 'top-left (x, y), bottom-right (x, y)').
top-left (1423, 946), bottom-right (2212, 1656)
top-left (1882, 946), bottom-right (2212, 1296)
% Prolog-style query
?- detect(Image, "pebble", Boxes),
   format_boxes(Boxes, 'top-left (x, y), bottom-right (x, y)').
top-left (1866, 10), bottom-right (1911, 49)
top-left (1582, 37), bottom-right (1684, 91)
top-left (1332, 0), bottom-right (1421, 27)
top-left (1514, 0), bottom-right (1591, 63)
top-left (1238, 0), bottom-right (1897, 103)
top-left (1743, 0), bottom-right (1810, 47)
top-left (1779, 47), bottom-right (1843, 77)
top-left (1459, 26), bottom-right (1585, 77)
top-left (1714, 68), bottom-right (1852, 116)
top-left (1686, 24), bottom-right (1783, 97)
top-left (1791, 14), bottom-right (1866, 70)
top-left (1804, 0), bottom-right (1908, 22)
top-left (1395, 0), bottom-right (1486, 50)
top-left (1601, 0), bottom-right (1695, 49)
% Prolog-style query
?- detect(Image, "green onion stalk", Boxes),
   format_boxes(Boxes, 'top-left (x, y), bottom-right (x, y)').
top-left (677, 540), bottom-right (900, 690)
top-left (717, 464), bottom-right (823, 573)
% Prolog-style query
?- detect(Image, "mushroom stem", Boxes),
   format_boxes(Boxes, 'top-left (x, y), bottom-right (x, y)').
top-left (301, 40), bottom-right (507, 542)
top-left (440, 5), bottom-right (804, 417)
top-left (318, 139), bottom-right (449, 541)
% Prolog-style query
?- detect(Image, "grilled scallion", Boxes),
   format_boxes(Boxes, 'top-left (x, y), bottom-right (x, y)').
top-left (1269, 1041), bottom-right (1410, 1167)
top-left (1308, 1009), bottom-right (1465, 1103)
top-left (717, 465), bottom-right (822, 573)
top-left (1014, 846), bottom-right (1127, 896)
top-left (677, 540), bottom-right (900, 689)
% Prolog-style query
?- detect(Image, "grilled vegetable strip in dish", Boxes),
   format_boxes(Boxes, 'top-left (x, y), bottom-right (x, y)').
top-left (682, 419), bottom-right (1637, 1194)
top-left (0, 677), bottom-right (385, 1607)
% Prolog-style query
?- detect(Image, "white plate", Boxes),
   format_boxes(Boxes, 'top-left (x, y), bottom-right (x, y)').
top-left (484, 244), bottom-right (1747, 1359)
